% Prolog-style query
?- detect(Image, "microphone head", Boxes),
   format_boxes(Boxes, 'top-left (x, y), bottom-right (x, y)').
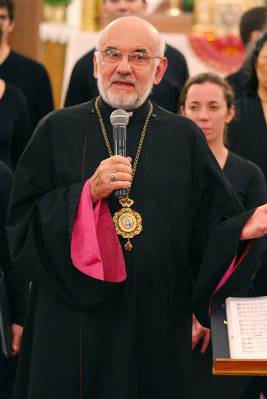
top-left (110, 109), bottom-right (130, 127)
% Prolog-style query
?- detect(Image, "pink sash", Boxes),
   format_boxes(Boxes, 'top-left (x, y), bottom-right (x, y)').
top-left (71, 181), bottom-right (126, 282)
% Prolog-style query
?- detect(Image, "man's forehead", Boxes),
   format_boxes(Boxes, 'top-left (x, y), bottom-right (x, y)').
top-left (100, 38), bottom-right (154, 53)
top-left (99, 24), bottom-right (159, 52)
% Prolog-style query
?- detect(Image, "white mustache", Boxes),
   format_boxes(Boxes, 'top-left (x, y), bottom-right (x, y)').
top-left (110, 75), bottom-right (137, 85)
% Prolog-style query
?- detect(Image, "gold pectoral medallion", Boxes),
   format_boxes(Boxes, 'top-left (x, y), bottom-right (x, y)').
top-left (113, 197), bottom-right (143, 251)
top-left (95, 97), bottom-right (153, 252)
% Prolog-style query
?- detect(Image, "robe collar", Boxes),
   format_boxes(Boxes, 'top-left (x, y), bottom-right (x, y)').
top-left (97, 96), bottom-right (152, 124)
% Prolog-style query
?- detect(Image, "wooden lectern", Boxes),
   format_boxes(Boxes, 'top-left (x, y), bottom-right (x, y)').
top-left (210, 300), bottom-right (267, 376)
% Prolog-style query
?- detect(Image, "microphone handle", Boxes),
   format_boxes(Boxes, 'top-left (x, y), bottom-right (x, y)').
top-left (113, 126), bottom-right (127, 198)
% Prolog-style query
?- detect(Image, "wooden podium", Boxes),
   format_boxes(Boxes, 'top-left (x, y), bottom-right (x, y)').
top-left (211, 300), bottom-right (267, 376)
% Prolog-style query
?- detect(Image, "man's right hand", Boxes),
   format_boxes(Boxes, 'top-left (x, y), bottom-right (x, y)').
top-left (89, 155), bottom-right (132, 204)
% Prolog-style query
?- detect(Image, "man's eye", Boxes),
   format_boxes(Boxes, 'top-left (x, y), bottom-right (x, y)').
top-left (133, 52), bottom-right (146, 61)
top-left (106, 50), bottom-right (120, 58)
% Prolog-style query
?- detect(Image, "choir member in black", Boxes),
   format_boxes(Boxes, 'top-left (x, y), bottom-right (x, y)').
top-left (228, 32), bottom-right (267, 398)
top-left (226, 6), bottom-right (267, 98)
top-left (228, 31), bottom-right (267, 179)
top-left (0, 0), bottom-right (54, 129)
top-left (0, 79), bottom-right (31, 171)
top-left (64, 0), bottom-right (188, 113)
top-left (180, 72), bottom-right (267, 399)
top-left (0, 161), bottom-right (27, 398)
top-left (6, 16), bottom-right (267, 399)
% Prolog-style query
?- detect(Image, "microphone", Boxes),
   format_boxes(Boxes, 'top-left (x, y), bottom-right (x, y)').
top-left (110, 109), bottom-right (130, 198)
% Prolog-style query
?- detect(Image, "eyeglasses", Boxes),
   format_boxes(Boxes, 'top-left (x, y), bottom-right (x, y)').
top-left (97, 48), bottom-right (161, 68)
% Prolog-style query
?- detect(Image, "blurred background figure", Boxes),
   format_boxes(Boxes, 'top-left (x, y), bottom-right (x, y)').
top-left (64, 0), bottom-right (189, 113)
top-left (0, 78), bottom-right (31, 171)
top-left (227, 6), bottom-right (267, 98)
top-left (180, 71), bottom-right (267, 399)
top-left (0, 161), bottom-right (27, 399)
top-left (228, 31), bottom-right (267, 182)
top-left (228, 35), bottom-right (267, 382)
top-left (0, 0), bottom-right (54, 129)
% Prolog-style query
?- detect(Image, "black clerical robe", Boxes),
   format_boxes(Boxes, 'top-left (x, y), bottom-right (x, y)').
top-left (7, 99), bottom-right (257, 399)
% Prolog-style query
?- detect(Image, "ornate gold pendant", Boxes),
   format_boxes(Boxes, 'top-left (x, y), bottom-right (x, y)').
top-left (113, 197), bottom-right (143, 251)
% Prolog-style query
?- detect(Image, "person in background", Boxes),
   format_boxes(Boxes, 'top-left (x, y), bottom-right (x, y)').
top-left (180, 72), bottom-right (267, 399)
top-left (227, 6), bottom-right (267, 98)
top-left (0, 161), bottom-right (27, 398)
top-left (228, 31), bottom-right (267, 398)
top-left (0, 0), bottom-right (54, 129)
top-left (0, 78), bottom-right (31, 171)
top-left (6, 16), bottom-right (267, 399)
top-left (64, 0), bottom-right (189, 113)
top-left (228, 31), bottom-right (267, 181)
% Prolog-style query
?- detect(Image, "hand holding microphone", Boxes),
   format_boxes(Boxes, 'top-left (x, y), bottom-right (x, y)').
top-left (89, 108), bottom-right (132, 203)
top-left (89, 156), bottom-right (132, 204)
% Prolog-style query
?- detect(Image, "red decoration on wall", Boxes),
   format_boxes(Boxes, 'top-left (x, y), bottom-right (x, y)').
top-left (189, 33), bottom-right (245, 75)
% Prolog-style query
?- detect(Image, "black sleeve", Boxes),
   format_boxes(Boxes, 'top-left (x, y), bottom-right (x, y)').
top-left (187, 130), bottom-right (259, 326)
top-left (12, 90), bottom-right (32, 169)
top-left (33, 66), bottom-right (54, 128)
top-left (64, 61), bottom-right (90, 107)
top-left (7, 116), bottom-right (122, 310)
top-left (0, 163), bottom-right (27, 325)
top-left (245, 164), bottom-right (267, 280)
top-left (244, 163), bottom-right (267, 210)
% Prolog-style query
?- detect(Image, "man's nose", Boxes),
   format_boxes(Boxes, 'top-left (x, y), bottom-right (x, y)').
top-left (116, 54), bottom-right (132, 73)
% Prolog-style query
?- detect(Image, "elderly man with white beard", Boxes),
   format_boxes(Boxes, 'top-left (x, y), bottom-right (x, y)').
top-left (6, 16), bottom-right (267, 399)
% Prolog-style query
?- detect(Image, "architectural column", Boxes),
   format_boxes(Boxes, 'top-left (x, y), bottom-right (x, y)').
top-left (10, 0), bottom-right (42, 60)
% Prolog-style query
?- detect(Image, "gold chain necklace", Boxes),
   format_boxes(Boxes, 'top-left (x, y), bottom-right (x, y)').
top-left (95, 96), bottom-right (153, 251)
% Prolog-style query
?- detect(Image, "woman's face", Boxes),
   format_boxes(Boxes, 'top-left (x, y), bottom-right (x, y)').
top-left (255, 41), bottom-right (267, 92)
top-left (182, 82), bottom-right (234, 146)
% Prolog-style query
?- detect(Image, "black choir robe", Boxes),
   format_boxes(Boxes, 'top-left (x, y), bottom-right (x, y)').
top-left (7, 98), bottom-right (258, 399)
top-left (228, 94), bottom-right (267, 296)
top-left (228, 95), bottom-right (267, 178)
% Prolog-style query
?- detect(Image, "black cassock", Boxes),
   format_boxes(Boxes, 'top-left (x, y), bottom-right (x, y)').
top-left (7, 99), bottom-right (258, 399)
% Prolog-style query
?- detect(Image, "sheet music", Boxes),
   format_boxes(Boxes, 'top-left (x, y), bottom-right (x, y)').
top-left (226, 296), bottom-right (267, 359)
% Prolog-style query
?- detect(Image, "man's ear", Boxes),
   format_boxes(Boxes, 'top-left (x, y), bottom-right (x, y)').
top-left (93, 52), bottom-right (98, 79)
top-left (153, 56), bottom-right (168, 85)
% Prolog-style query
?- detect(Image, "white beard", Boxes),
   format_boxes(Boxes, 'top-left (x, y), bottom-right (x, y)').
top-left (97, 72), bottom-right (155, 111)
